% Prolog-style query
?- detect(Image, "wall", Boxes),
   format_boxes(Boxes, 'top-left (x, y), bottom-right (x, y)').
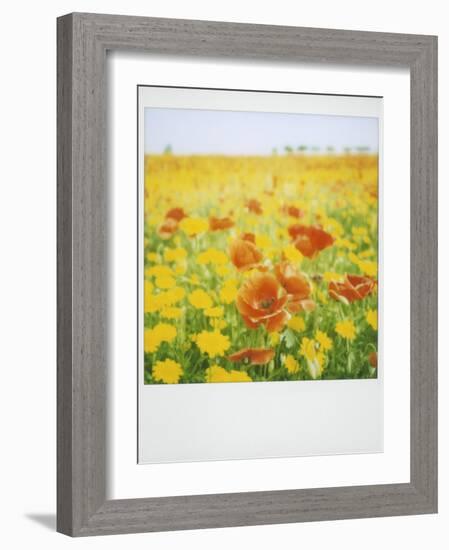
top-left (0, 1), bottom-right (445, 548)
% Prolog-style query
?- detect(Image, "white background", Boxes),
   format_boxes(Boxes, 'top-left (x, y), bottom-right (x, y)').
top-left (0, 1), bottom-right (444, 549)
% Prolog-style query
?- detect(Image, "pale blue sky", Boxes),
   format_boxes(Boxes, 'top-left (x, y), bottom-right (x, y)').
top-left (144, 107), bottom-right (378, 155)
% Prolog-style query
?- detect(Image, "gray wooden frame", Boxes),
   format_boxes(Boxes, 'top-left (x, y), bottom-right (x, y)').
top-left (57, 12), bottom-right (438, 537)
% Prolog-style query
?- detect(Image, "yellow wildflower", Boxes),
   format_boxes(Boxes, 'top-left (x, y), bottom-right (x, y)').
top-left (366, 309), bottom-right (378, 330)
top-left (204, 306), bottom-right (224, 318)
top-left (205, 365), bottom-right (251, 383)
top-left (155, 275), bottom-right (176, 289)
top-left (323, 271), bottom-right (344, 283)
top-left (190, 274), bottom-right (201, 285)
top-left (335, 319), bottom-right (356, 340)
top-left (164, 247), bottom-right (187, 262)
top-left (146, 252), bottom-right (159, 263)
top-left (144, 282), bottom-right (154, 313)
top-left (179, 217), bottom-right (208, 236)
top-left (270, 332), bottom-right (280, 346)
top-left (214, 265), bottom-right (230, 277)
top-left (335, 238), bottom-right (357, 251)
top-left (188, 289), bottom-right (213, 309)
top-left (197, 248), bottom-right (228, 265)
top-left (174, 262), bottom-right (187, 275)
top-left (160, 307), bottom-right (183, 320)
top-left (205, 365), bottom-right (229, 382)
top-left (299, 337), bottom-right (325, 379)
top-left (255, 234), bottom-right (271, 249)
top-left (284, 355), bottom-right (299, 374)
top-left (352, 226), bottom-right (368, 237)
top-left (210, 319), bottom-right (227, 330)
top-left (219, 281), bottom-right (238, 304)
top-left (358, 260), bottom-right (377, 277)
top-left (228, 370), bottom-right (252, 382)
top-left (315, 330), bottom-right (333, 351)
top-left (144, 323), bottom-right (177, 353)
top-left (288, 316), bottom-right (306, 332)
top-left (146, 265), bottom-right (173, 278)
top-left (195, 330), bottom-right (230, 357)
top-left (283, 244), bottom-right (303, 263)
top-left (153, 359), bottom-right (183, 384)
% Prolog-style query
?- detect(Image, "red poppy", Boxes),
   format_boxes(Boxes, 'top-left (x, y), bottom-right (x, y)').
top-left (229, 238), bottom-right (263, 271)
top-left (282, 205), bottom-right (304, 218)
top-left (165, 207), bottom-right (186, 222)
top-left (240, 232), bottom-right (256, 244)
top-left (246, 198), bottom-right (263, 215)
top-left (328, 274), bottom-right (377, 303)
top-left (209, 216), bottom-right (234, 231)
top-left (235, 271), bottom-right (289, 332)
top-left (368, 351), bottom-right (378, 368)
top-left (157, 217), bottom-right (178, 239)
top-left (228, 348), bottom-right (275, 365)
top-left (288, 224), bottom-right (334, 258)
top-left (274, 261), bottom-right (315, 313)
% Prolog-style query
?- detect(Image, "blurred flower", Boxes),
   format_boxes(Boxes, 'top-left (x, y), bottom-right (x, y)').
top-left (228, 347), bottom-right (275, 364)
top-left (157, 217), bottom-right (178, 239)
top-left (164, 247), bottom-right (187, 262)
top-left (282, 244), bottom-right (303, 263)
top-left (197, 248), bottom-right (228, 265)
top-left (229, 238), bottom-right (263, 271)
top-left (282, 204), bottom-right (304, 218)
top-left (146, 265), bottom-right (173, 277)
top-left (246, 198), bottom-right (263, 214)
top-left (165, 207), bottom-right (187, 222)
top-left (179, 217), bottom-right (209, 236)
top-left (368, 351), bottom-right (378, 368)
top-left (209, 216), bottom-right (234, 231)
top-left (160, 307), bottom-right (183, 320)
top-left (219, 280), bottom-right (239, 304)
top-left (153, 358), bottom-right (183, 384)
top-left (240, 232), bottom-right (256, 244)
top-left (204, 306), bottom-right (224, 318)
top-left (155, 275), bottom-right (176, 289)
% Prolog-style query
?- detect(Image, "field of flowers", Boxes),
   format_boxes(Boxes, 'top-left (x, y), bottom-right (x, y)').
top-left (143, 153), bottom-right (378, 384)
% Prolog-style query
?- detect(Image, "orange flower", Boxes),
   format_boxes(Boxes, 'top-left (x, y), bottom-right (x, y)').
top-left (274, 261), bottom-right (315, 313)
top-left (165, 207), bottom-right (186, 222)
top-left (246, 198), bottom-right (263, 215)
top-left (229, 238), bottom-right (263, 271)
top-left (240, 232), bottom-right (256, 244)
top-left (282, 205), bottom-right (304, 218)
top-left (288, 224), bottom-right (334, 258)
top-left (368, 351), bottom-right (378, 368)
top-left (157, 217), bottom-right (178, 239)
top-left (209, 216), bottom-right (234, 231)
top-left (329, 274), bottom-right (377, 303)
top-left (228, 348), bottom-right (275, 365)
top-left (235, 271), bottom-right (289, 332)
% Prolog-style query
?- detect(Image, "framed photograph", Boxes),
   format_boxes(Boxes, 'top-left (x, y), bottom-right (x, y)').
top-left (57, 13), bottom-right (437, 536)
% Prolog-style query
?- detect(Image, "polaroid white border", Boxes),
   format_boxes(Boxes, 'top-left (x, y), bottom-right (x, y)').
top-left (107, 52), bottom-right (409, 499)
